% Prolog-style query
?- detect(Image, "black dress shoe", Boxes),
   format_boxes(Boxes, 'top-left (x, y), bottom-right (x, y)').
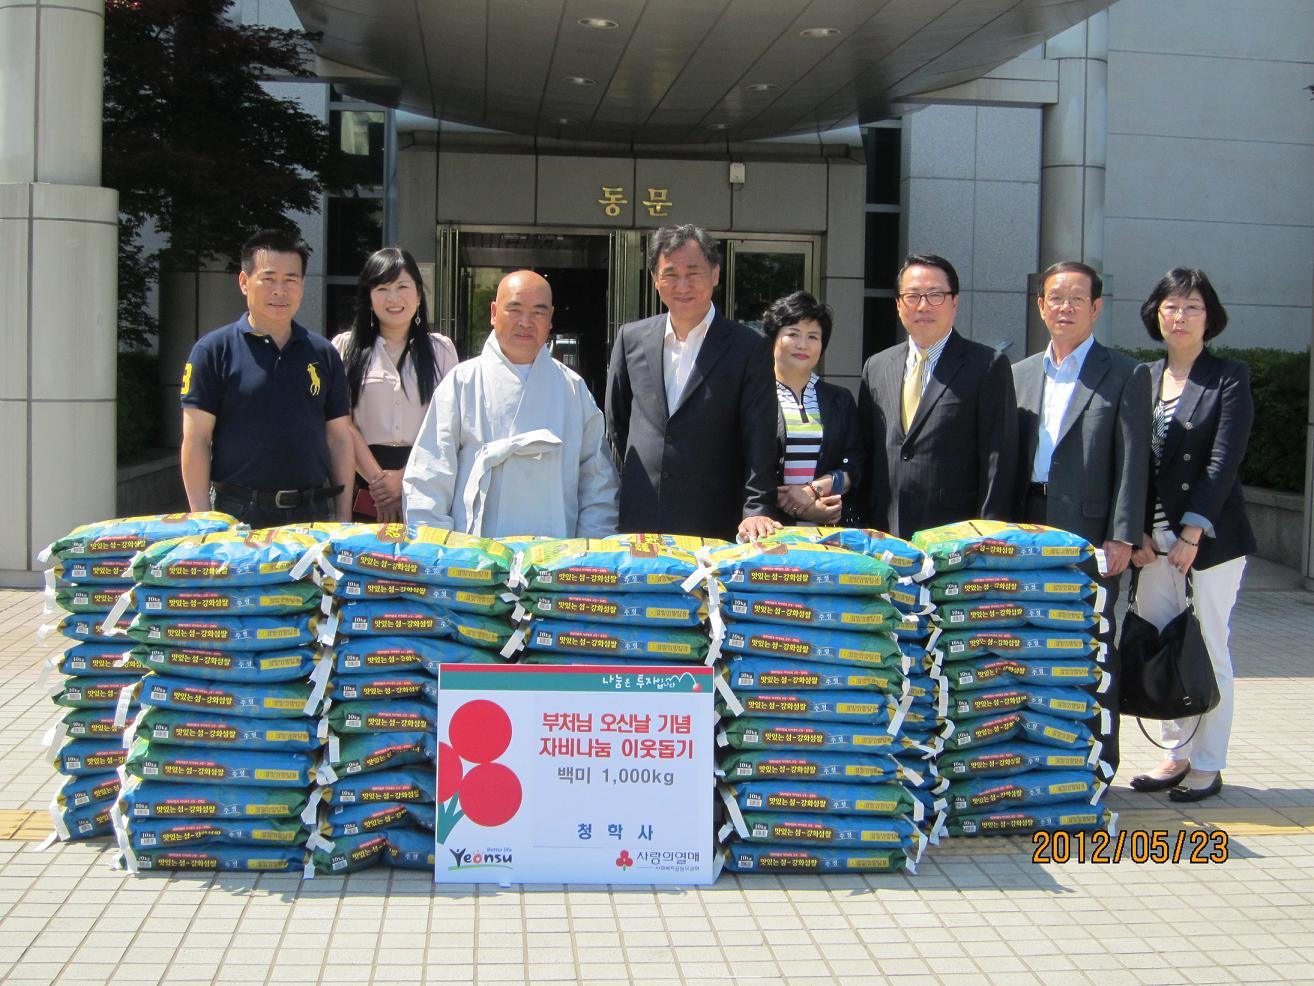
top-left (1129, 764), bottom-right (1191, 792)
top-left (1169, 774), bottom-right (1223, 803)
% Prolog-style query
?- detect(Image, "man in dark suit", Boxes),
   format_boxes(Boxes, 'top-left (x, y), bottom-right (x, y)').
top-left (605, 225), bottom-right (778, 541)
top-left (858, 254), bottom-right (1017, 540)
top-left (1013, 259), bottom-right (1152, 773)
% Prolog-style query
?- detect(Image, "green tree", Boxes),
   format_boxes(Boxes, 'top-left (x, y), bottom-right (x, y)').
top-left (104, 0), bottom-right (346, 347)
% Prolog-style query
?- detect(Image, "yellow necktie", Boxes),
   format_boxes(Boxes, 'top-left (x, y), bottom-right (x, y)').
top-left (902, 347), bottom-right (927, 431)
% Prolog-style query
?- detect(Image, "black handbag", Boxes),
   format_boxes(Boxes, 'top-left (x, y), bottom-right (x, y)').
top-left (1119, 569), bottom-right (1219, 736)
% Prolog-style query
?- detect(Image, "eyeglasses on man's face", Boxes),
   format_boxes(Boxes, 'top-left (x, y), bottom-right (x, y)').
top-left (1043, 295), bottom-right (1092, 311)
top-left (1159, 303), bottom-right (1206, 319)
top-left (897, 290), bottom-right (951, 308)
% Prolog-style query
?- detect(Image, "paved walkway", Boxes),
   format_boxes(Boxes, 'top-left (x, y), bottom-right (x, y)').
top-left (1, 559), bottom-right (1312, 986)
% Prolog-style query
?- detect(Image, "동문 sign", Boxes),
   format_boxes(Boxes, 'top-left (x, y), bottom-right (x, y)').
top-left (434, 664), bottom-right (714, 885)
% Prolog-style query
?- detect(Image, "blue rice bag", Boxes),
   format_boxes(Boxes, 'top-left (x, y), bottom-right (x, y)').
top-left (718, 750), bottom-right (931, 787)
top-left (772, 527), bottom-right (933, 580)
top-left (54, 643), bottom-right (142, 677)
top-left (119, 816), bottom-right (306, 849)
top-left (51, 737), bottom-right (127, 776)
top-left (50, 801), bottom-right (114, 841)
top-left (945, 709), bottom-right (1100, 752)
top-left (321, 732), bottom-right (435, 781)
top-left (313, 766), bottom-right (435, 809)
top-left (510, 538), bottom-right (700, 592)
top-left (319, 801), bottom-right (435, 838)
top-left (939, 742), bottom-right (1102, 779)
top-left (386, 826), bottom-right (437, 869)
top-left (333, 599), bottom-right (451, 637)
top-left (886, 582), bottom-right (934, 614)
top-left (518, 653), bottom-right (688, 668)
top-left (948, 656), bottom-right (1105, 691)
top-left (49, 558), bottom-right (137, 585)
top-left (130, 644), bottom-right (318, 682)
top-left (332, 672), bottom-right (439, 703)
top-left (935, 599), bottom-right (1103, 631)
top-left (53, 772), bottom-right (122, 811)
top-left (603, 532), bottom-right (730, 551)
top-left (719, 690), bottom-right (912, 729)
top-left (894, 613), bottom-right (933, 639)
top-left (308, 831), bottom-right (390, 874)
top-left (913, 521), bottom-right (1094, 572)
top-left (723, 843), bottom-right (911, 873)
top-left (730, 811), bottom-right (927, 850)
top-left (122, 738), bottom-right (315, 786)
top-left (129, 528), bottom-right (326, 586)
top-left (129, 708), bottom-right (321, 752)
top-left (950, 685), bottom-right (1105, 722)
top-left (722, 655), bottom-right (914, 695)
top-left (717, 716), bottom-right (939, 757)
top-left (524, 619), bottom-right (708, 662)
top-left (122, 612), bottom-right (320, 651)
top-left (947, 801), bottom-right (1115, 837)
top-left (721, 590), bottom-right (903, 631)
top-left (37, 613), bottom-right (132, 645)
top-left (325, 700), bottom-right (435, 734)
top-left (328, 524), bottom-right (513, 586)
top-left (51, 675), bottom-right (137, 709)
top-left (699, 540), bottom-right (896, 596)
top-left (517, 590), bottom-right (705, 628)
top-left (134, 674), bottom-right (322, 719)
top-left (331, 635), bottom-right (498, 675)
top-left (117, 776), bottom-right (310, 818)
top-left (1023, 685), bottom-right (1106, 722)
top-left (131, 581), bottom-right (322, 616)
top-left (947, 769), bottom-right (1106, 814)
top-left (929, 568), bottom-right (1099, 604)
top-left (938, 628), bottom-right (1101, 661)
top-left (49, 708), bottom-right (128, 747)
top-left (123, 846), bottom-right (305, 873)
top-left (722, 779), bottom-right (938, 820)
top-left (446, 611), bottom-right (515, 650)
top-left (39, 512), bottom-right (236, 561)
top-left (333, 572), bottom-right (513, 615)
top-left (721, 624), bottom-right (901, 668)
top-left (48, 583), bottom-right (132, 614)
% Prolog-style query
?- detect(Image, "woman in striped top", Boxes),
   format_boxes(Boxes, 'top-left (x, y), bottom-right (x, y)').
top-left (764, 292), bottom-right (864, 527)
top-left (1127, 268), bottom-right (1255, 804)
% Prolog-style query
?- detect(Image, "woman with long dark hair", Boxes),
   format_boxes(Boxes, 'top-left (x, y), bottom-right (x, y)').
top-left (332, 247), bottom-right (458, 521)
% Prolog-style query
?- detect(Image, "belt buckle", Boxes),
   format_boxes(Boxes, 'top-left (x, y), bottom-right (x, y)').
top-left (274, 489), bottom-right (300, 510)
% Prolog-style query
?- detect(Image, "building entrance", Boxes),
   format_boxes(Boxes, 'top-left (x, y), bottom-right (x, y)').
top-left (433, 225), bottom-right (819, 399)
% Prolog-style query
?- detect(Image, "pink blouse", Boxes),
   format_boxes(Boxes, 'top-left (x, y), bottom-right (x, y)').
top-left (330, 332), bottom-right (459, 446)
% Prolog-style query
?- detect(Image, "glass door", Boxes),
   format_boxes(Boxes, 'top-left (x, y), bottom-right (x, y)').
top-left (723, 238), bottom-right (817, 332)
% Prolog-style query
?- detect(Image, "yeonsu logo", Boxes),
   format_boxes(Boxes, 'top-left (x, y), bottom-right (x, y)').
top-left (437, 700), bottom-right (524, 848)
top-left (448, 847), bottom-right (514, 870)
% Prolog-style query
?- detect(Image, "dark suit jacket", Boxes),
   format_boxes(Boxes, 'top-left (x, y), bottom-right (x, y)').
top-left (858, 330), bottom-right (1018, 540)
top-left (1146, 350), bottom-right (1256, 570)
top-left (1012, 339), bottom-right (1152, 547)
top-left (774, 379), bottom-right (865, 524)
top-left (605, 311), bottom-right (777, 540)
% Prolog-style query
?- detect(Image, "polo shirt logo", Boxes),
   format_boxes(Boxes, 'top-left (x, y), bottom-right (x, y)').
top-left (307, 363), bottom-right (322, 396)
top-left (180, 363), bottom-right (193, 396)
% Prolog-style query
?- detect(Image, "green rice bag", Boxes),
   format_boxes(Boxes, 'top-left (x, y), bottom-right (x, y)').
top-left (39, 512), bottom-right (235, 561)
top-left (129, 528), bottom-right (325, 586)
top-left (700, 540), bottom-right (896, 596)
top-left (510, 537), bottom-right (700, 592)
top-left (721, 590), bottom-right (903, 631)
top-left (912, 520), bottom-right (1093, 571)
top-left (328, 524), bottom-right (512, 586)
top-left (518, 590), bottom-right (705, 628)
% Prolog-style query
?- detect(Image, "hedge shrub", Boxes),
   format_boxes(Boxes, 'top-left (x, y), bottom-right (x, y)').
top-left (117, 350), bottom-right (161, 461)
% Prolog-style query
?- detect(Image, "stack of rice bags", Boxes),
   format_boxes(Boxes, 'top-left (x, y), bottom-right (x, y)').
top-left (691, 533), bottom-right (947, 876)
top-left (105, 527), bottom-right (332, 874)
top-left (305, 524), bottom-right (516, 876)
top-left (36, 513), bottom-right (237, 843)
top-left (504, 534), bottom-right (721, 670)
top-left (914, 521), bottom-right (1116, 838)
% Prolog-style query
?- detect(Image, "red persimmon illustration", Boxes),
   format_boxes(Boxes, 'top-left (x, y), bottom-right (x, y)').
top-left (458, 762), bottom-right (522, 826)
top-left (437, 741), bottom-right (463, 802)
top-left (448, 699), bottom-right (513, 763)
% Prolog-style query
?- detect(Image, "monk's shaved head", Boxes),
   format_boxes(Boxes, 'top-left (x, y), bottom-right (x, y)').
top-left (497, 269), bottom-right (552, 303)
top-left (491, 270), bottom-right (554, 365)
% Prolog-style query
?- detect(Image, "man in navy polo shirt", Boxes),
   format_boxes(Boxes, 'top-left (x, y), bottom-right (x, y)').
top-left (180, 229), bottom-right (354, 526)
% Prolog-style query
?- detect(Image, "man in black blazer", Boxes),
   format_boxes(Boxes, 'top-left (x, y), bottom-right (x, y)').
top-left (605, 225), bottom-right (778, 541)
top-left (1013, 260), bottom-right (1152, 773)
top-left (858, 254), bottom-right (1017, 540)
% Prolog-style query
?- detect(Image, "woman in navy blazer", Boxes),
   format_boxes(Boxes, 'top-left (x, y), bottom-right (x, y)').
top-left (1127, 268), bottom-right (1256, 803)
top-left (765, 292), bottom-right (865, 527)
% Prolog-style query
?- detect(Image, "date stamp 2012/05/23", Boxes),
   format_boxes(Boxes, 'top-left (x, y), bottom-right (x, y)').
top-left (1032, 828), bottom-right (1229, 864)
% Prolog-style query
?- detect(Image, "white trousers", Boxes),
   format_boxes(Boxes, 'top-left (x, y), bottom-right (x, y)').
top-left (1130, 529), bottom-right (1246, 771)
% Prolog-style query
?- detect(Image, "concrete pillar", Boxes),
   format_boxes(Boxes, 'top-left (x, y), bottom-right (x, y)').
top-left (1030, 11), bottom-right (1108, 355)
top-left (157, 261), bottom-right (242, 447)
top-left (0, 0), bottom-right (118, 585)
top-left (1305, 265), bottom-right (1314, 591)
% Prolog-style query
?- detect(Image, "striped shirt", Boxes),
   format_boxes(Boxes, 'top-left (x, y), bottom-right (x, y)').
top-left (904, 331), bottom-right (951, 398)
top-left (778, 375), bottom-right (824, 487)
top-left (1151, 393), bottom-right (1180, 531)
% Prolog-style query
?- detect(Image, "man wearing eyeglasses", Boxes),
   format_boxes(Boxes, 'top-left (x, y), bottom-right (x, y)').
top-left (606, 224), bottom-right (778, 541)
top-left (858, 254), bottom-right (1018, 539)
top-left (1012, 260), bottom-right (1151, 772)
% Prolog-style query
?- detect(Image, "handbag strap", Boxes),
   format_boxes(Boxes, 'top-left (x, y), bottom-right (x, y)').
top-left (1136, 714), bottom-right (1204, 751)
